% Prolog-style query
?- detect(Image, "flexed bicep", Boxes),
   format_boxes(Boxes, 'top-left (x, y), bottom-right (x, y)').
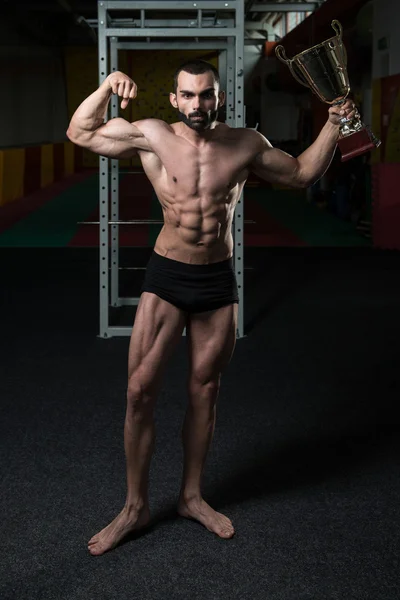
top-left (86, 118), bottom-right (152, 158)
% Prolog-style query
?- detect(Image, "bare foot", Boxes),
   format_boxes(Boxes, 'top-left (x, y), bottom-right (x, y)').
top-left (88, 505), bottom-right (151, 556)
top-left (177, 497), bottom-right (235, 539)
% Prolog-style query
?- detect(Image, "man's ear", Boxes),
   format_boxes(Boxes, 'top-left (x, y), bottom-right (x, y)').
top-left (218, 90), bottom-right (225, 107)
top-left (170, 93), bottom-right (178, 108)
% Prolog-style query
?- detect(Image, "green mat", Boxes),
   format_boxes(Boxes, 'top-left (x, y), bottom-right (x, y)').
top-left (0, 174), bottom-right (99, 248)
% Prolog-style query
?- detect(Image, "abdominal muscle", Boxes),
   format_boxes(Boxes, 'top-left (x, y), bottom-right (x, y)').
top-left (153, 192), bottom-right (237, 265)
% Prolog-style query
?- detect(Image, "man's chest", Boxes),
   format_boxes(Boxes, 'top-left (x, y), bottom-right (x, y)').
top-left (155, 136), bottom-right (254, 189)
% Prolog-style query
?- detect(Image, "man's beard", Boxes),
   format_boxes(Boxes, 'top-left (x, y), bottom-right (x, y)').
top-left (178, 110), bottom-right (218, 131)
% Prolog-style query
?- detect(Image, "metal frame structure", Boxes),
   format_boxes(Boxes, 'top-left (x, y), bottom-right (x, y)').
top-left (97, 0), bottom-right (245, 338)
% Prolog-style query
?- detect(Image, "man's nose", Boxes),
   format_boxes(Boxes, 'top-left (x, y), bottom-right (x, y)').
top-left (192, 96), bottom-right (202, 111)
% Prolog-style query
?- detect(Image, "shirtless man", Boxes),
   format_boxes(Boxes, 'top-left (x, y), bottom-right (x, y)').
top-left (67, 59), bottom-right (356, 556)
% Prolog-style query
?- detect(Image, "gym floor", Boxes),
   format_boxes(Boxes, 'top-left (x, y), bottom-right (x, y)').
top-left (1, 244), bottom-right (399, 600)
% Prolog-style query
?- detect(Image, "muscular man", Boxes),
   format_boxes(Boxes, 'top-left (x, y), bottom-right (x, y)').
top-left (67, 60), bottom-right (355, 556)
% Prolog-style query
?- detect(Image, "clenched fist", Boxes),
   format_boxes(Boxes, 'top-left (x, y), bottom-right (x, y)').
top-left (328, 98), bottom-right (358, 127)
top-left (106, 71), bottom-right (137, 109)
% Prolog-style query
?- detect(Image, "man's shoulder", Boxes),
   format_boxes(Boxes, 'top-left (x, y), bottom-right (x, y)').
top-left (234, 126), bottom-right (262, 137)
top-left (226, 126), bottom-right (267, 150)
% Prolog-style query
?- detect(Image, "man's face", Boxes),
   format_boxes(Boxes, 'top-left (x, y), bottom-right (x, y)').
top-left (170, 71), bottom-right (224, 131)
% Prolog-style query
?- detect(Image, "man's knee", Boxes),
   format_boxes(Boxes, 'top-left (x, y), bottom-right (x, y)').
top-left (188, 370), bottom-right (221, 403)
top-left (127, 367), bottom-right (158, 415)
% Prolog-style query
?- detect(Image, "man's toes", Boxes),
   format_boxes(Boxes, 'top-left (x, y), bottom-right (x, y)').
top-left (219, 529), bottom-right (229, 537)
top-left (220, 528), bottom-right (234, 538)
top-left (88, 537), bottom-right (97, 546)
top-left (88, 535), bottom-right (103, 552)
top-left (218, 522), bottom-right (235, 538)
top-left (88, 540), bottom-right (106, 555)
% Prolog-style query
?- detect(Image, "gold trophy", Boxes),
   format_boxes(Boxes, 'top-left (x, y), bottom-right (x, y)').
top-left (275, 20), bottom-right (381, 162)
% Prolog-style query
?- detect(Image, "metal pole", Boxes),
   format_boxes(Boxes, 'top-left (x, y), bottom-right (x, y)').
top-left (234, 0), bottom-right (245, 338)
top-left (110, 37), bottom-right (121, 309)
top-left (218, 49), bottom-right (227, 97)
top-left (98, 1), bottom-right (110, 337)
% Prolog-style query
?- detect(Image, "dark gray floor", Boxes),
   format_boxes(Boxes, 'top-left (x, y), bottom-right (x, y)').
top-left (1, 248), bottom-right (399, 600)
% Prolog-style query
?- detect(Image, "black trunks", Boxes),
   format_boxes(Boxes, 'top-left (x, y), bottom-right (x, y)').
top-left (141, 251), bottom-right (239, 313)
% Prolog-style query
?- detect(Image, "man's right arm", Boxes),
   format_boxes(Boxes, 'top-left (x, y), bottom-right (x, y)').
top-left (66, 72), bottom-right (151, 159)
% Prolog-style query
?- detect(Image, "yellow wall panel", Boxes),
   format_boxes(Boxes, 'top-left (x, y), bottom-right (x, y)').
top-left (64, 142), bottom-right (75, 175)
top-left (41, 144), bottom-right (54, 188)
top-left (0, 149), bottom-right (25, 207)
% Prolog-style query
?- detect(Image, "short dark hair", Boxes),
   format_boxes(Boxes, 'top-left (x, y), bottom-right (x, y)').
top-left (173, 59), bottom-right (220, 93)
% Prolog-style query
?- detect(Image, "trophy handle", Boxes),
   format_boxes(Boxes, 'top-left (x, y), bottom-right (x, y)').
top-left (331, 20), bottom-right (343, 38)
top-left (275, 45), bottom-right (309, 88)
top-left (331, 19), bottom-right (348, 65)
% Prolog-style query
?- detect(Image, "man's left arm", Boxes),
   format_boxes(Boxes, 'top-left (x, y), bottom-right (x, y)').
top-left (250, 99), bottom-right (356, 188)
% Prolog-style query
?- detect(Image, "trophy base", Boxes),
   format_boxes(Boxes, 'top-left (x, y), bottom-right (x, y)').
top-left (338, 127), bottom-right (379, 162)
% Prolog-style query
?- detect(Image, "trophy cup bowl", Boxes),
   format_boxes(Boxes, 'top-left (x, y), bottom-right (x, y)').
top-left (275, 20), bottom-right (381, 162)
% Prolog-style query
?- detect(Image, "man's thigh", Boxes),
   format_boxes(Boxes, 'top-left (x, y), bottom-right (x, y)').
top-left (186, 303), bottom-right (238, 381)
top-left (128, 292), bottom-right (186, 383)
